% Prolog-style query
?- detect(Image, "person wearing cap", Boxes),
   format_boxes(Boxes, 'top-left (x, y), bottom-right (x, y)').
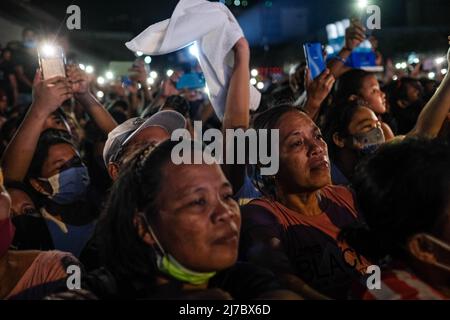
top-left (103, 110), bottom-right (186, 181)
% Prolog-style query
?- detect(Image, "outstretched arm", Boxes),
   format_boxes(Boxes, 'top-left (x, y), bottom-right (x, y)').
top-left (408, 37), bottom-right (450, 138)
top-left (2, 72), bottom-right (72, 182)
top-left (67, 65), bottom-right (117, 134)
top-left (302, 68), bottom-right (335, 122)
top-left (222, 38), bottom-right (251, 193)
top-left (327, 19), bottom-right (365, 79)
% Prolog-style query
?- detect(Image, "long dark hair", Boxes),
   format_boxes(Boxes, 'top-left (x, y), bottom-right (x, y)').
top-left (321, 99), bottom-right (368, 161)
top-left (27, 128), bottom-right (75, 178)
top-left (339, 138), bottom-right (450, 262)
top-left (97, 139), bottom-right (184, 286)
top-left (334, 69), bottom-right (371, 107)
top-left (251, 104), bottom-right (305, 198)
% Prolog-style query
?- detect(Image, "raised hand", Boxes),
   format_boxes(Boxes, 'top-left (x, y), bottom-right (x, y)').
top-left (345, 19), bottom-right (366, 51)
top-left (32, 71), bottom-right (72, 114)
top-left (305, 68), bottom-right (335, 106)
top-left (66, 64), bottom-right (90, 99)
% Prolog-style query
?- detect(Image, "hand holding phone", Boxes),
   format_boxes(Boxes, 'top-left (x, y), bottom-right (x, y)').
top-left (176, 72), bottom-right (205, 90)
top-left (303, 43), bottom-right (326, 80)
top-left (345, 19), bottom-right (366, 51)
top-left (38, 44), bottom-right (66, 80)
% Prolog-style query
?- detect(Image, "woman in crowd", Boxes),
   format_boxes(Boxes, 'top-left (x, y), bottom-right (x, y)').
top-left (1, 66), bottom-right (117, 257)
top-left (322, 42), bottom-right (450, 185)
top-left (340, 138), bottom-right (450, 299)
top-left (322, 100), bottom-right (387, 185)
top-left (0, 168), bottom-right (80, 300)
top-left (240, 105), bottom-right (371, 299)
top-left (333, 68), bottom-right (395, 140)
top-left (76, 140), bottom-right (300, 300)
top-left (388, 77), bottom-right (425, 135)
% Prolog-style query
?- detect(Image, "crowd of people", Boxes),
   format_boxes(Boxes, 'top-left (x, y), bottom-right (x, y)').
top-left (0, 18), bottom-right (449, 300)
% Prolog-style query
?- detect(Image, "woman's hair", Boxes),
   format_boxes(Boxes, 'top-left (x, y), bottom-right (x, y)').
top-left (97, 139), bottom-right (186, 284)
top-left (334, 69), bottom-right (372, 106)
top-left (27, 129), bottom-right (75, 178)
top-left (388, 77), bottom-right (423, 107)
top-left (339, 138), bottom-right (450, 261)
top-left (321, 99), bottom-right (368, 160)
top-left (4, 180), bottom-right (39, 207)
top-left (251, 104), bottom-right (304, 198)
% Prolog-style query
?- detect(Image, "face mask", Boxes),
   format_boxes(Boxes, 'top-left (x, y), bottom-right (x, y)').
top-left (141, 214), bottom-right (216, 285)
top-left (38, 158), bottom-right (90, 205)
top-left (351, 126), bottom-right (385, 156)
top-left (23, 40), bottom-right (37, 49)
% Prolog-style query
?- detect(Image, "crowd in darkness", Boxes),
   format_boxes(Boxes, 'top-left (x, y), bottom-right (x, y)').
top-left (0, 16), bottom-right (449, 300)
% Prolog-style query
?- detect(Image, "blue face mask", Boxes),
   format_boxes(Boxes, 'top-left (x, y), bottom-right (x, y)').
top-left (38, 161), bottom-right (90, 205)
top-left (23, 40), bottom-right (37, 49)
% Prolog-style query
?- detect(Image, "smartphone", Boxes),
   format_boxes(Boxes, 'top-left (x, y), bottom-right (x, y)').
top-left (176, 72), bottom-right (205, 90)
top-left (38, 44), bottom-right (66, 80)
top-left (303, 42), bottom-right (326, 80)
top-left (121, 76), bottom-right (133, 87)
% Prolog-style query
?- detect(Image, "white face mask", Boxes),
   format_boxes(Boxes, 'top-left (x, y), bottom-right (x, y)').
top-left (415, 233), bottom-right (450, 273)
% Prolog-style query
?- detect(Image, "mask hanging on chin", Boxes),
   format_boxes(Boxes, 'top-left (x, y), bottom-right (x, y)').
top-left (140, 213), bottom-right (216, 285)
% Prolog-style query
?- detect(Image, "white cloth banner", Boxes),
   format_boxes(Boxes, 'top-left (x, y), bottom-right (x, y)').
top-left (125, 0), bottom-right (260, 120)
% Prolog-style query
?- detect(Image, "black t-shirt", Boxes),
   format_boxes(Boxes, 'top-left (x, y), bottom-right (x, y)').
top-left (80, 262), bottom-right (284, 300)
top-left (0, 60), bottom-right (15, 94)
top-left (13, 47), bottom-right (39, 94)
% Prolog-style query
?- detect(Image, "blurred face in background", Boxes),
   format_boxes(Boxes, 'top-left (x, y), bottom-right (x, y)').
top-left (7, 188), bottom-right (37, 218)
top-left (0, 92), bottom-right (8, 114)
top-left (358, 74), bottom-right (387, 114)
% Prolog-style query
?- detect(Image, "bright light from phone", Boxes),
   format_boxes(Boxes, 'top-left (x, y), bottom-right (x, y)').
top-left (251, 69), bottom-right (258, 77)
top-left (105, 71), bottom-right (114, 80)
top-left (250, 78), bottom-right (257, 85)
top-left (40, 44), bottom-right (56, 57)
top-left (136, 51), bottom-right (143, 57)
top-left (147, 77), bottom-right (155, 85)
top-left (204, 85), bottom-right (210, 95)
top-left (150, 71), bottom-right (158, 79)
top-left (428, 72), bottom-right (436, 79)
top-left (166, 69), bottom-right (174, 77)
top-left (357, 0), bottom-right (368, 9)
top-left (435, 57), bottom-right (445, 65)
top-left (256, 82), bottom-right (264, 90)
top-left (96, 91), bottom-right (104, 99)
top-left (189, 43), bottom-right (200, 59)
top-left (86, 65), bottom-right (94, 74)
top-left (79, 64), bottom-right (86, 71)
top-left (144, 56), bottom-right (152, 64)
top-left (441, 69), bottom-right (448, 75)
top-left (97, 76), bottom-right (105, 85)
